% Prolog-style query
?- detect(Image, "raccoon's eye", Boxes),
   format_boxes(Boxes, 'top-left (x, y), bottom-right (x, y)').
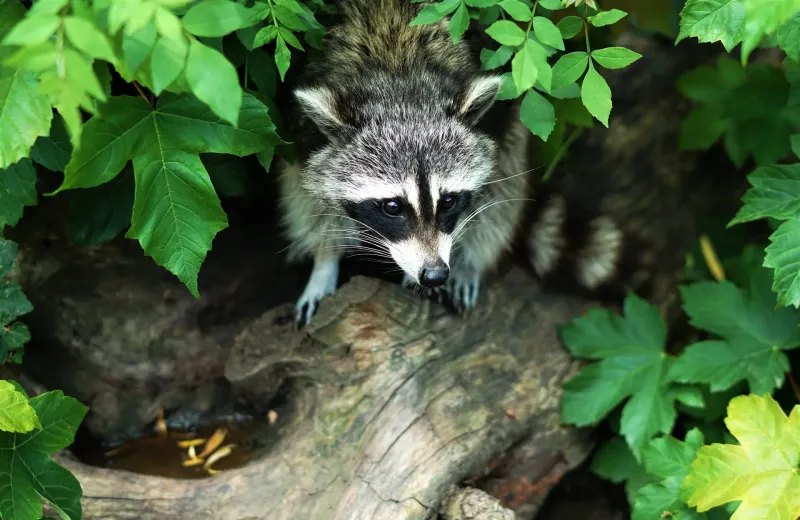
top-left (382, 199), bottom-right (403, 216)
top-left (439, 194), bottom-right (457, 212)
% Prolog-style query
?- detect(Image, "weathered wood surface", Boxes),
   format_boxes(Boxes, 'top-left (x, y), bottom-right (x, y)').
top-left (58, 270), bottom-right (594, 520)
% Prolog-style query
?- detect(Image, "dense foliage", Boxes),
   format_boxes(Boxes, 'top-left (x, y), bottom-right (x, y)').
top-left (0, 0), bottom-right (800, 518)
top-left (560, 2), bottom-right (800, 519)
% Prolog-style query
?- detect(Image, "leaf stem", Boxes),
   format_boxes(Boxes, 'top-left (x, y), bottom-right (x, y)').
top-left (244, 55), bottom-right (249, 90)
top-left (266, 0), bottom-right (280, 32)
top-left (525, 1), bottom-right (538, 37)
top-left (133, 81), bottom-right (152, 107)
top-left (543, 126), bottom-right (583, 182)
top-left (56, 20), bottom-right (66, 79)
top-left (582, 4), bottom-right (591, 54)
top-left (788, 372), bottom-right (800, 403)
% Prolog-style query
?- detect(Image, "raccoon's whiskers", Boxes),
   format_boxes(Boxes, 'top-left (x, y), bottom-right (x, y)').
top-left (478, 165), bottom-right (542, 187)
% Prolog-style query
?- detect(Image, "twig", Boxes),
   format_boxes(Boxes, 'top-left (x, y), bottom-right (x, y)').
top-left (543, 127), bottom-right (583, 182)
top-left (788, 372), bottom-right (800, 403)
top-left (133, 81), bottom-right (152, 107)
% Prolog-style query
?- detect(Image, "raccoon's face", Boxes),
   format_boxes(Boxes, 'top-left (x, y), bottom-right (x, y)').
top-left (294, 74), bottom-right (502, 287)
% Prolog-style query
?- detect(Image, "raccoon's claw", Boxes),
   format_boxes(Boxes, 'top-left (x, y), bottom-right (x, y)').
top-left (443, 274), bottom-right (480, 314)
top-left (295, 258), bottom-right (339, 327)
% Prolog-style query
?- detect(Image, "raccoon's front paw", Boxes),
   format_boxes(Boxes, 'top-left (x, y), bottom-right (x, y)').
top-left (295, 283), bottom-right (337, 327)
top-left (295, 261), bottom-right (339, 327)
top-left (443, 272), bottom-right (480, 314)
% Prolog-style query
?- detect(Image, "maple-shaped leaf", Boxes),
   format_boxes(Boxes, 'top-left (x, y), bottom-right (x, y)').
top-left (560, 294), bottom-right (679, 460)
top-left (682, 393), bottom-right (800, 519)
top-left (0, 390), bottom-right (88, 520)
top-left (591, 436), bottom-right (658, 503)
top-left (632, 429), bottom-right (706, 520)
top-left (669, 266), bottom-right (800, 395)
top-left (0, 380), bottom-right (40, 433)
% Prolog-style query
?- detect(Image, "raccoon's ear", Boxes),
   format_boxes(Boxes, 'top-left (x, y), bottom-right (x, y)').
top-left (294, 86), bottom-right (349, 140)
top-left (457, 75), bottom-right (503, 125)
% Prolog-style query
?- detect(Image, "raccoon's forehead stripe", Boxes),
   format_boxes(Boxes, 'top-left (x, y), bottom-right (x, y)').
top-left (346, 180), bottom-right (404, 202)
top-left (416, 167), bottom-right (435, 222)
top-left (403, 177), bottom-right (422, 216)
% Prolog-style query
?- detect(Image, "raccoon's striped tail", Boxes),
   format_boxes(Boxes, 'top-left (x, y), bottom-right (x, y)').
top-left (521, 189), bottom-right (658, 303)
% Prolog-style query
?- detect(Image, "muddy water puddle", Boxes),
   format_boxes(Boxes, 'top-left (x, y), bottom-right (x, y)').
top-left (77, 412), bottom-right (278, 479)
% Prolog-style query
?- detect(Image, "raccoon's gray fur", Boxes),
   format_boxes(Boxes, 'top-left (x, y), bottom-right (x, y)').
top-left (276, 0), bottom-right (642, 324)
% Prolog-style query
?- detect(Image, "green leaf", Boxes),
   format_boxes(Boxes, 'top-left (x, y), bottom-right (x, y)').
top-left (181, 0), bottom-right (257, 37)
top-left (127, 148), bottom-right (227, 298)
top-left (676, 59), bottom-right (745, 103)
top-left (580, 63), bottom-right (611, 127)
top-left (740, 0), bottom-right (800, 62)
top-left (279, 26), bottom-right (304, 50)
top-left (0, 63), bottom-right (53, 169)
top-left (66, 172), bottom-right (134, 246)
top-left (480, 46), bottom-right (514, 70)
top-left (155, 6), bottom-right (184, 42)
top-left (591, 437), bottom-right (656, 503)
top-left (764, 218), bottom-right (800, 308)
top-left (533, 16), bottom-right (564, 50)
top-left (519, 88), bottom-right (554, 140)
top-left (409, 0), bottom-right (460, 26)
top-left (730, 165), bottom-right (800, 224)
top-left (496, 72), bottom-right (521, 100)
top-left (63, 16), bottom-right (117, 63)
top-left (253, 25), bottom-right (278, 48)
top-left (673, 386), bottom-right (706, 409)
top-left (0, 278), bottom-right (32, 328)
top-left (0, 390), bottom-right (88, 520)
top-left (58, 93), bottom-right (278, 191)
top-left (588, 9), bottom-right (628, 27)
top-left (682, 394), bottom-right (800, 518)
top-left (528, 39), bottom-right (551, 92)
top-left (36, 47), bottom-right (108, 148)
top-left (592, 436), bottom-right (641, 484)
top-left (538, 0), bottom-right (563, 9)
top-left (512, 40), bottom-right (538, 94)
top-left (186, 39), bottom-right (242, 125)
top-left (448, 2), bottom-right (470, 43)
top-left (151, 36), bottom-right (187, 95)
top-left (1, 14), bottom-right (60, 46)
top-left (590, 47), bottom-right (642, 69)
top-left (669, 268), bottom-right (800, 394)
top-left (561, 294), bottom-right (677, 460)
top-left (122, 22), bottom-right (158, 75)
top-left (557, 15), bottom-right (583, 39)
top-left (551, 51), bottom-right (588, 90)
top-left (778, 12), bottom-right (800, 61)
top-left (485, 20), bottom-right (526, 46)
top-left (0, 380), bottom-right (40, 433)
top-left (466, 0), bottom-right (499, 6)
top-left (676, 0), bottom-right (745, 52)
top-left (679, 104), bottom-right (727, 151)
top-left (0, 237), bottom-right (19, 279)
top-left (498, 0), bottom-right (531, 21)
top-left (632, 430), bottom-right (705, 520)
top-left (56, 93), bottom-right (278, 292)
top-left (274, 34), bottom-right (292, 81)
top-left (0, 158), bottom-right (37, 228)
top-left (56, 96), bottom-right (153, 192)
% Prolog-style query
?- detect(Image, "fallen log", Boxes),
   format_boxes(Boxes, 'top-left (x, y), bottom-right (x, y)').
top-left (58, 270), bottom-right (595, 519)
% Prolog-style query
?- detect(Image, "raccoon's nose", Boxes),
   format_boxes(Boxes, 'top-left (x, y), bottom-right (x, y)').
top-left (420, 261), bottom-right (449, 288)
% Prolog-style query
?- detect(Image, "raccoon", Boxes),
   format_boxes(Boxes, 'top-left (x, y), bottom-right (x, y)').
top-left (276, 0), bottom-right (646, 325)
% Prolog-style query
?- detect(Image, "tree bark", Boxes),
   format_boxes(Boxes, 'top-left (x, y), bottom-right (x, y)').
top-left (58, 270), bottom-right (595, 520)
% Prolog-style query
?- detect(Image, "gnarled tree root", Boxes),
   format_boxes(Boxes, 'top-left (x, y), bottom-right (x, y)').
top-left (58, 270), bottom-right (595, 520)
